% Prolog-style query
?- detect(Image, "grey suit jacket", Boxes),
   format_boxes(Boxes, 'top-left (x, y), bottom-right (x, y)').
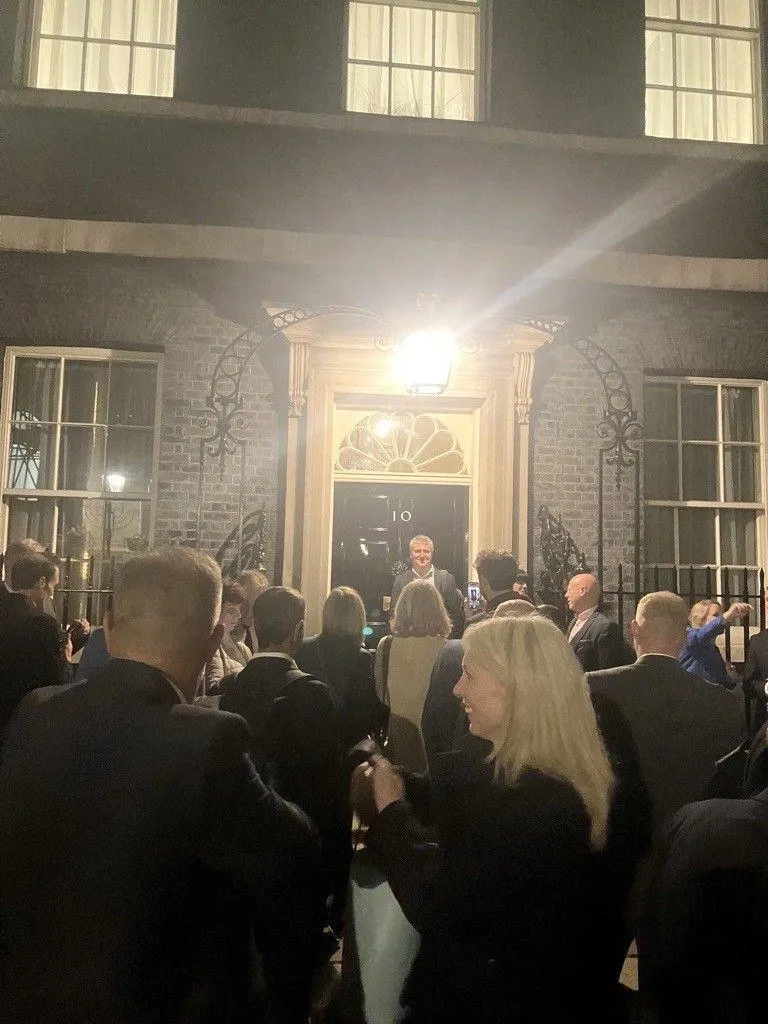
top-left (588, 654), bottom-right (746, 838)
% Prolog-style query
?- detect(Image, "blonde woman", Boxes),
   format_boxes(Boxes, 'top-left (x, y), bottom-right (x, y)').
top-left (356, 616), bottom-right (646, 1023)
top-left (376, 579), bottom-right (451, 772)
top-left (679, 598), bottom-right (750, 687)
top-left (297, 586), bottom-right (384, 747)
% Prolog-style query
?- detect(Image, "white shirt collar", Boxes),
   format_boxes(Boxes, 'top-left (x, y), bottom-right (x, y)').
top-left (412, 565), bottom-right (435, 582)
top-left (252, 651), bottom-right (295, 664)
top-left (574, 605), bottom-right (598, 623)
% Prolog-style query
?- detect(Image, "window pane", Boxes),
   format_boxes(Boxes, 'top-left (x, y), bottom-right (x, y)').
top-left (87, 0), bottom-right (132, 41)
top-left (681, 385), bottom-right (717, 440)
top-left (391, 67), bottom-right (432, 117)
top-left (136, 0), bottom-right (178, 45)
top-left (679, 566), bottom-right (716, 601)
top-left (59, 426), bottom-right (106, 490)
top-left (4, 496), bottom-right (56, 550)
top-left (644, 442), bottom-right (679, 499)
top-left (34, 38), bottom-right (84, 90)
top-left (643, 566), bottom-right (677, 591)
top-left (723, 445), bottom-right (761, 501)
top-left (131, 45), bottom-right (174, 95)
top-left (434, 72), bottom-right (474, 120)
top-left (348, 2), bottom-right (389, 62)
top-left (12, 359), bottom-right (60, 423)
top-left (722, 387), bottom-right (758, 442)
top-left (84, 42), bottom-right (130, 92)
top-left (646, 0), bottom-right (677, 16)
top-left (644, 382), bottom-right (678, 438)
top-left (62, 361), bottom-right (109, 424)
top-left (40, 0), bottom-right (87, 36)
top-left (106, 499), bottom-right (152, 552)
top-left (682, 444), bottom-right (718, 499)
top-left (721, 510), bottom-right (758, 564)
top-left (392, 6), bottom-right (432, 66)
top-left (58, 498), bottom-right (105, 557)
top-left (678, 507), bottom-right (716, 564)
top-left (435, 11), bottom-right (475, 71)
top-left (7, 423), bottom-right (56, 490)
top-left (646, 30), bottom-right (673, 86)
top-left (676, 34), bottom-right (713, 88)
top-left (677, 90), bottom-right (714, 139)
top-left (716, 94), bottom-right (754, 143)
top-left (680, 0), bottom-right (716, 20)
top-left (715, 37), bottom-right (753, 94)
top-left (347, 62), bottom-right (389, 113)
top-left (646, 87), bottom-right (674, 136)
top-left (718, 0), bottom-right (754, 27)
top-left (105, 428), bottom-right (154, 493)
top-left (644, 506), bottom-right (675, 563)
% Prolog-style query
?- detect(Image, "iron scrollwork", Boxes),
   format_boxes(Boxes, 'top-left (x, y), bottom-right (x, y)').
top-left (215, 506), bottom-right (268, 578)
top-left (537, 504), bottom-right (589, 605)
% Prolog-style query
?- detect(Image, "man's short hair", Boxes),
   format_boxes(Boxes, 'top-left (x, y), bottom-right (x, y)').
top-left (474, 549), bottom-right (519, 591)
top-left (252, 587), bottom-right (305, 647)
top-left (409, 535), bottom-right (433, 551)
top-left (636, 591), bottom-right (690, 635)
top-left (221, 579), bottom-right (247, 607)
top-left (238, 569), bottom-right (269, 592)
top-left (10, 553), bottom-right (57, 591)
top-left (110, 548), bottom-right (222, 653)
top-left (4, 539), bottom-right (46, 578)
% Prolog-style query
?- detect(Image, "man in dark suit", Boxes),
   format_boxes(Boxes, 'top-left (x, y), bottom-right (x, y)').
top-left (566, 572), bottom-right (630, 671)
top-left (421, 638), bottom-right (466, 769)
top-left (0, 552), bottom-right (72, 738)
top-left (641, 786), bottom-right (768, 1023)
top-left (390, 534), bottom-right (464, 637)
top-left (0, 548), bottom-right (320, 1024)
top-left (588, 591), bottom-right (746, 840)
top-left (464, 548), bottom-right (522, 627)
top-left (221, 586), bottom-right (348, 935)
top-left (743, 622), bottom-right (768, 732)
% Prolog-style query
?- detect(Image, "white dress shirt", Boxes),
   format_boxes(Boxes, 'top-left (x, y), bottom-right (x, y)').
top-left (568, 606), bottom-right (598, 642)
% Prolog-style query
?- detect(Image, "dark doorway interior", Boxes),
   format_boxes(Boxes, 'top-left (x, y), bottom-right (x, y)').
top-left (331, 482), bottom-right (469, 623)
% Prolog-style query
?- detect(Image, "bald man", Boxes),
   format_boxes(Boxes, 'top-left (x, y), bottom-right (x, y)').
top-left (565, 572), bottom-right (631, 672)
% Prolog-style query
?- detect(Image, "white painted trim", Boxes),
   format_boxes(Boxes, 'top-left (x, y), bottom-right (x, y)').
top-left (4, 214), bottom-right (768, 293)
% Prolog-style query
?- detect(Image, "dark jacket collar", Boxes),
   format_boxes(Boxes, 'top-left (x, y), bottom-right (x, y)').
top-left (486, 590), bottom-right (521, 612)
top-left (88, 658), bottom-right (186, 707)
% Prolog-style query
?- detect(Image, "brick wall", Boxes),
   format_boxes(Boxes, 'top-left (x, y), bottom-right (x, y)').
top-left (0, 253), bottom-right (279, 576)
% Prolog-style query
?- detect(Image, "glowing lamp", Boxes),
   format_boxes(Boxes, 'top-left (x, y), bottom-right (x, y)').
top-left (106, 472), bottom-right (126, 493)
top-left (396, 328), bottom-right (457, 396)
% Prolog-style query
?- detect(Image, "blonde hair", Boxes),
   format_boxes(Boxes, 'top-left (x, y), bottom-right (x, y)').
top-left (322, 586), bottom-right (366, 641)
top-left (392, 579), bottom-right (451, 638)
top-left (463, 616), bottom-right (614, 849)
top-left (636, 591), bottom-right (689, 639)
top-left (238, 569), bottom-right (269, 592)
top-left (409, 534), bottom-right (433, 551)
top-left (110, 548), bottom-right (222, 654)
top-left (493, 599), bottom-right (537, 619)
top-left (689, 598), bottom-right (722, 628)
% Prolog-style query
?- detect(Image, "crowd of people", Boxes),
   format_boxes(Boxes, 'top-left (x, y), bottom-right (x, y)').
top-left (0, 533), bottom-right (767, 1022)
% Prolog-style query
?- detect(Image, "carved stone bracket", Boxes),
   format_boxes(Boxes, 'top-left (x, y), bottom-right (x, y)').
top-left (512, 349), bottom-right (536, 425)
top-left (288, 341), bottom-right (310, 418)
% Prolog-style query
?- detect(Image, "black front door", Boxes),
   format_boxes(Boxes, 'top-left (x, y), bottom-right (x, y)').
top-left (331, 482), bottom-right (469, 622)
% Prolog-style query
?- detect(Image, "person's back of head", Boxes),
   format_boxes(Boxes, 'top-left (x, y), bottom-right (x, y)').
top-left (322, 586), bottom-right (366, 644)
top-left (4, 538), bottom-right (46, 583)
top-left (105, 547), bottom-right (222, 698)
top-left (252, 586), bottom-right (305, 653)
top-left (689, 598), bottom-right (722, 628)
top-left (493, 599), bottom-right (537, 620)
top-left (9, 553), bottom-right (58, 611)
top-left (461, 615), bottom-right (613, 849)
top-left (631, 591), bottom-right (689, 659)
top-left (392, 578), bottom-right (451, 638)
top-left (238, 569), bottom-right (269, 621)
top-left (474, 549), bottom-right (519, 596)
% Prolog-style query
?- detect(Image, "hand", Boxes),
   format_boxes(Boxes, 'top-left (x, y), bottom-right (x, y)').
top-left (70, 619), bottom-right (91, 644)
top-left (62, 635), bottom-right (74, 661)
top-left (350, 762), bottom-right (378, 826)
top-left (368, 756), bottom-right (405, 813)
top-left (723, 602), bottom-right (751, 624)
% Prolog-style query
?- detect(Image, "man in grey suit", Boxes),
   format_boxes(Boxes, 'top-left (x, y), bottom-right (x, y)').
top-left (390, 534), bottom-right (464, 637)
top-left (588, 591), bottom-right (746, 839)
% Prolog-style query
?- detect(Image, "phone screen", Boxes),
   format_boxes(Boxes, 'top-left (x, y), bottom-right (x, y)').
top-left (467, 582), bottom-right (481, 610)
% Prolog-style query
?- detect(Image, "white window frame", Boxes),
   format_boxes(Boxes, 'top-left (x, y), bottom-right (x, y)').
top-left (645, 0), bottom-right (763, 143)
top-left (0, 346), bottom-right (163, 558)
top-left (24, 0), bottom-right (177, 96)
top-left (345, 0), bottom-right (488, 121)
top-left (643, 375), bottom-right (768, 593)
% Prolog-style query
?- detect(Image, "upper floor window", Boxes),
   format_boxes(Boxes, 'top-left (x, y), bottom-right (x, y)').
top-left (27, 0), bottom-right (177, 97)
top-left (645, 0), bottom-right (761, 143)
top-left (346, 0), bottom-right (485, 120)
top-left (643, 377), bottom-right (766, 598)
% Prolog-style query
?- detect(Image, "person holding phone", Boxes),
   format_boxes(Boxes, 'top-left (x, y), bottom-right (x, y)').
top-left (465, 549), bottom-right (521, 627)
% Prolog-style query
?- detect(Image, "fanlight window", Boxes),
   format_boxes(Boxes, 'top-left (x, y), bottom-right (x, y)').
top-left (336, 412), bottom-right (466, 475)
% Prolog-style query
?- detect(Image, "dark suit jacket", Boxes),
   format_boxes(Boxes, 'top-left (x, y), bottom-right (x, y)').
top-left (220, 655), bottom-right (348, 914)
top-left (588, 655), bottom-right (746, 839)
top-left (642, 788), bottom-right (768, 1023)
top-left (391, 567), bottom-right (464, 637)
top-left (421, 638), bottom-right (468, 768)
top-left (0, 591), bottom-right (71, 737)
top-left (569, 610), bottom-right (631, 672)
top-left (297, 633), bottom-right (385, 747)
top-left (0, 658), bottom-right (319, 1024)
top-left (743, 628), bottom-right (768, 731)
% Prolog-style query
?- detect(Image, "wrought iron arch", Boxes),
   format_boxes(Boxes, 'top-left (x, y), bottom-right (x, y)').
top-left (197, 305), bottom-right (387, 574)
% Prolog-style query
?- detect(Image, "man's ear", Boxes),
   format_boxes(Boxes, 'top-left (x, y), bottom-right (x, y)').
top-left (206, 621), bottom-right (225, 660)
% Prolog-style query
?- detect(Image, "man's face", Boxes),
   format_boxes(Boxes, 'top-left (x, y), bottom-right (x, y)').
top-left (410, 542), bottom-right (433, 574)
top-left (45, 568), bottom-right (59, 602)
top-left (565, 578), bottom-right (585, 612)
top-left (512, 581), bottom-right (529, 598)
